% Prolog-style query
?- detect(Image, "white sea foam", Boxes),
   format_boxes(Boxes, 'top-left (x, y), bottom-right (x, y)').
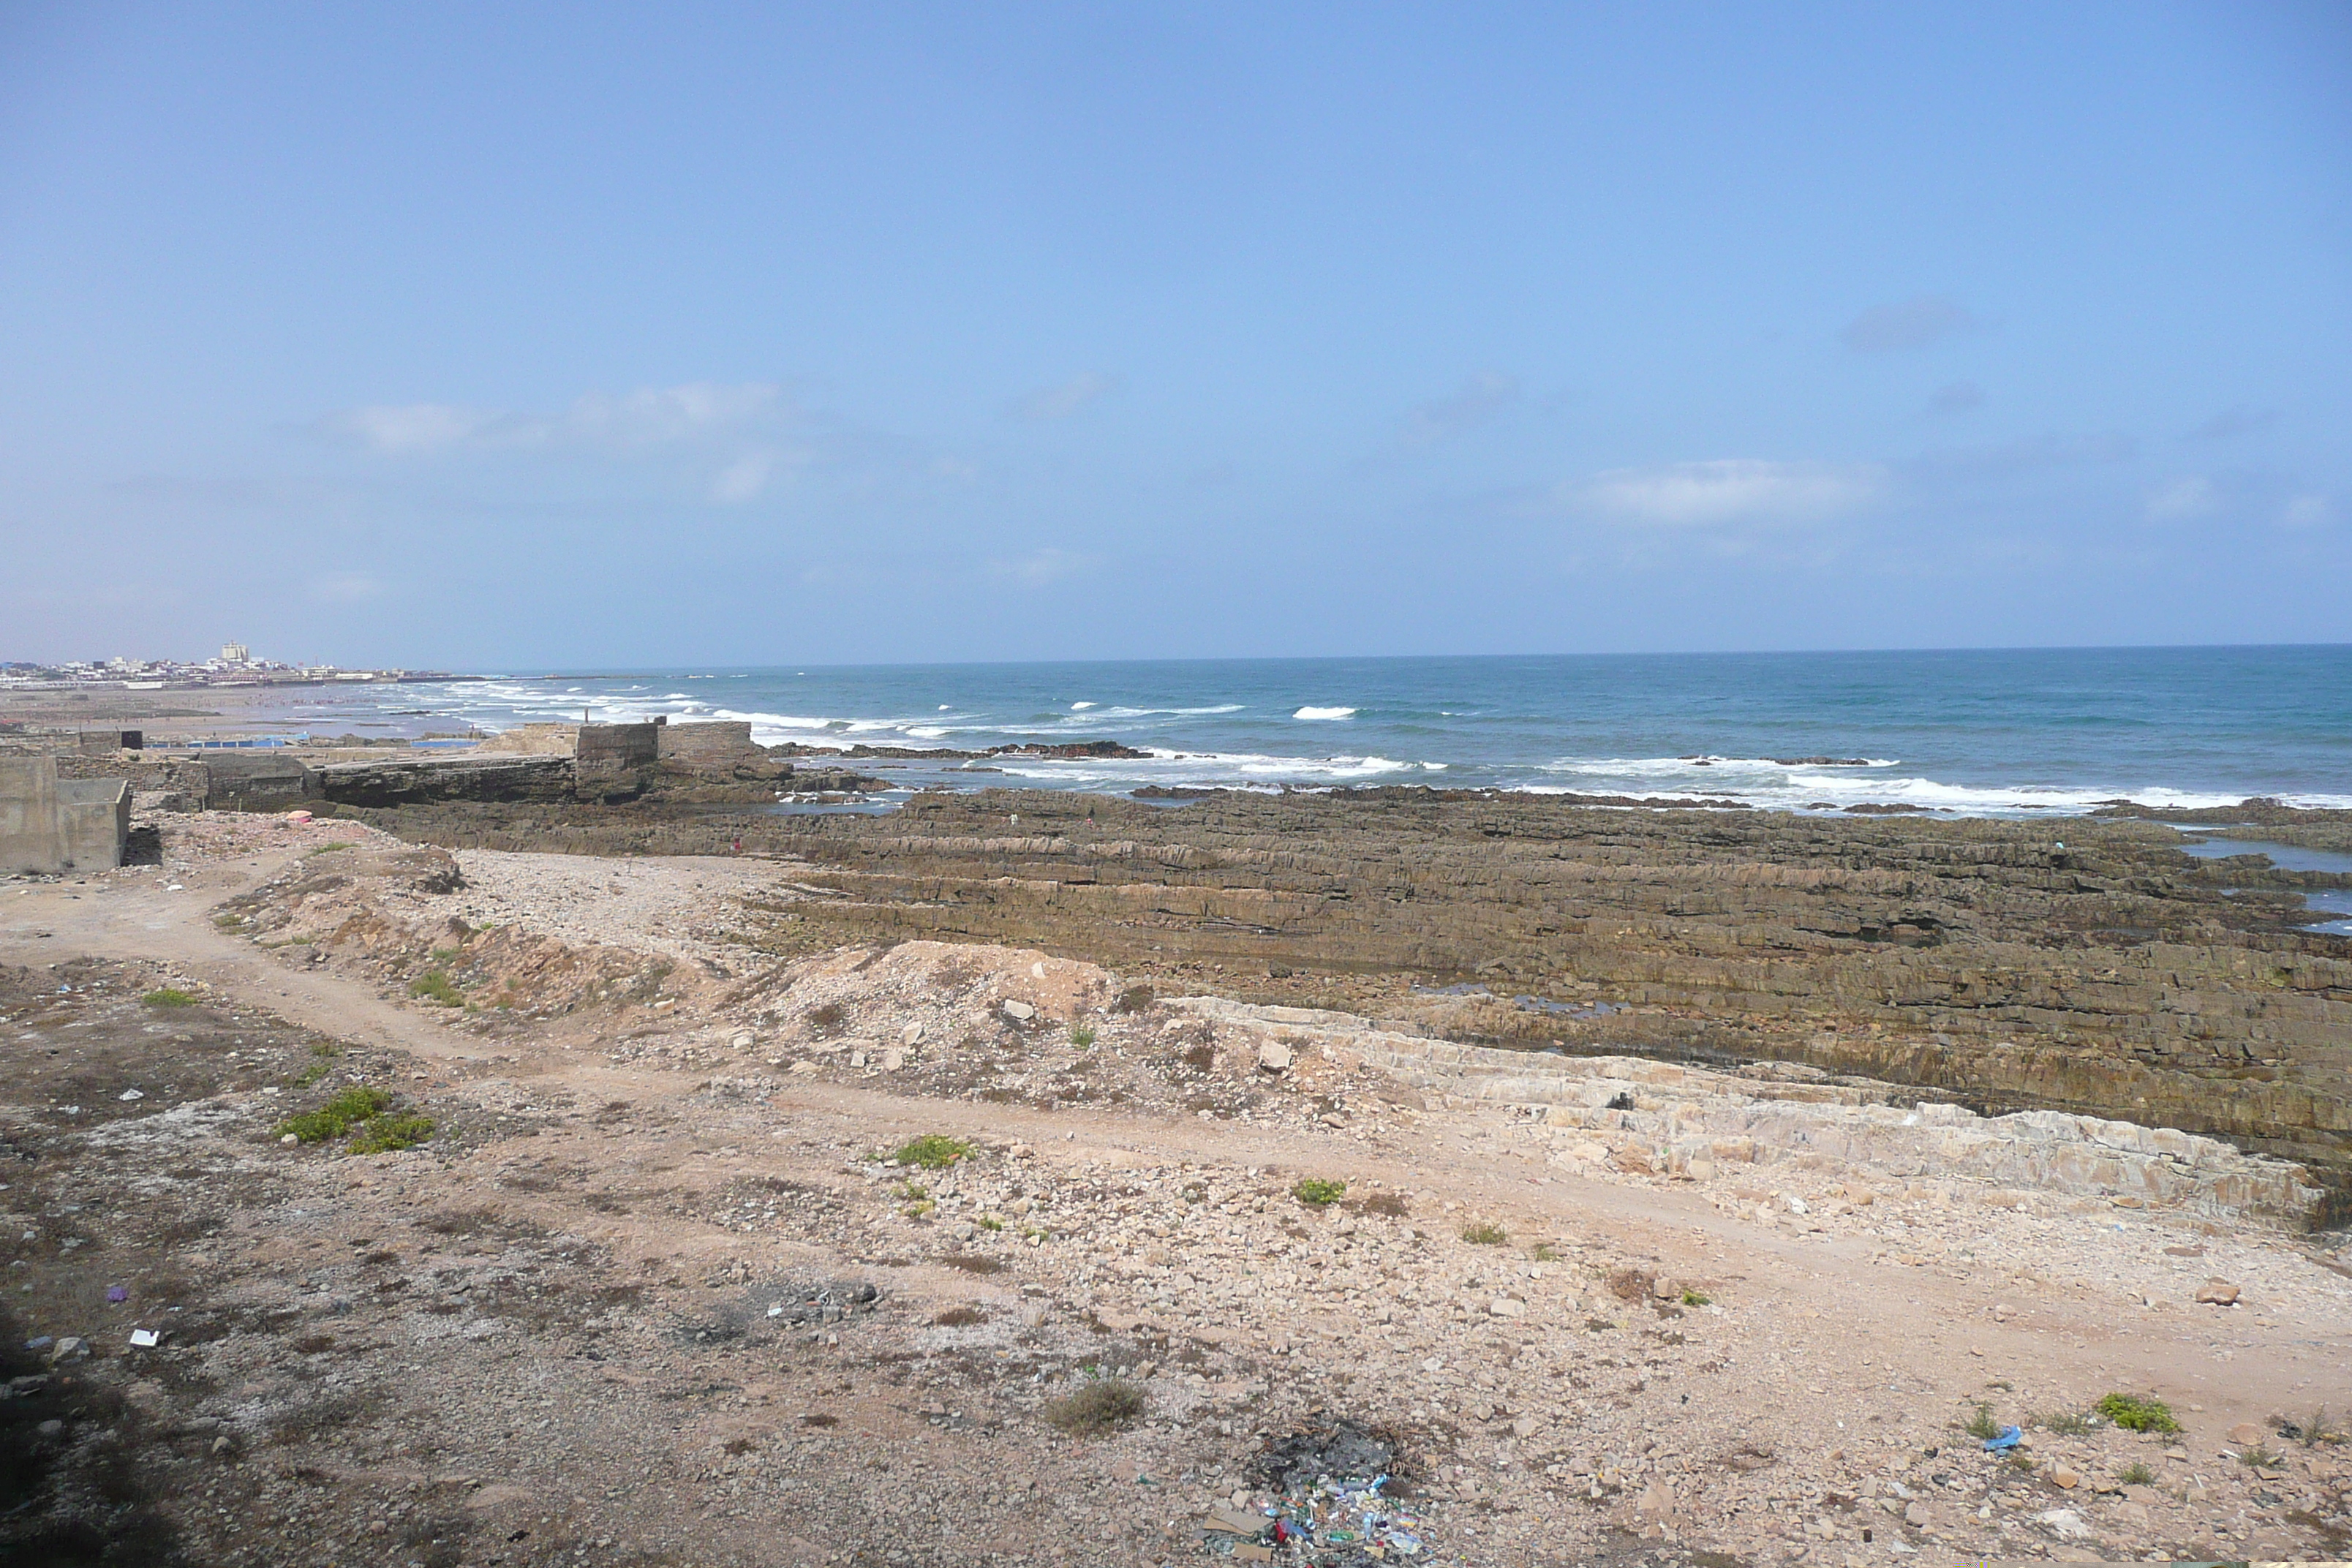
top-left (1071, 701), bottom-right (1096, 709)
top-left (1294, 706), bottom-right (1357, 720)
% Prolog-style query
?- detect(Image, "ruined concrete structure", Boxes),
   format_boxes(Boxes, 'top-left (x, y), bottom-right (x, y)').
top-left (574, 721), bottom-right (661, 802)
top-left (200, 753), bottom-right (319, 812)
top-left (1, 756), bottom-right (129, 872)
top-left (655, 719), bottom-right (758, 762)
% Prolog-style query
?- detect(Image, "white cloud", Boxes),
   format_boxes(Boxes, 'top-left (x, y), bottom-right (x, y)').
top-left (2145, 476), bottom-right (2220, 521)
top-left (987, 547), bottom-right (1096, 586)
top-left (326, 403), bottom-right (500, 454)
top-left (1007, 372), bottom-right (1120, 421)
top-left (1841, 295), bottom-right (1984, 353)
top-left (710, 451), bottom-right (779, 503)
top-left (324, 382), bottom-right (804, 456)
top-left (1571, 459), bottom-right (1885, 527)
top-left (2282, 493), bottom-right (2334, 529)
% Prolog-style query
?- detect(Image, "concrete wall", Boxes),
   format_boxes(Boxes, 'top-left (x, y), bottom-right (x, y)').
top-left (0, 756), bottom-right (67, 873)
top-left (656, 720), bottom-right (758, 761)
top-left (315, 755), bottom-right (574, 807)
top-left (576, 723), bottom-right (661, 766)
top-left (57, 778), bottom-right (129, 870)
top-left (77, 729), bottom-right (143, 753)
top-left (201, 754), bottom-right (319, 812)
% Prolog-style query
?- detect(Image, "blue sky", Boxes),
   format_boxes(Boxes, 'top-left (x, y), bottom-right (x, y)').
top-left (2, 2), bottom-right (2347, 667)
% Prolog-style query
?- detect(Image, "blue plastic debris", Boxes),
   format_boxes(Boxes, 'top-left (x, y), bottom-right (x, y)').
top-left (1983, 1425), bottom-right (2022, 1451)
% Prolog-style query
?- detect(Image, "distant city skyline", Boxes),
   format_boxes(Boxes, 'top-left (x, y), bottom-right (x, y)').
top-left (2, 2), bottom-right (2347, 666)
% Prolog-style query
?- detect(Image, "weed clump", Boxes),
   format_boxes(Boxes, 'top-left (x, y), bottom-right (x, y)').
top-left (1963, 1403), bottom-right (2002, 1441)
top-left (1292, 1178), bottom-right (1346, 1207)
top-left (276, 1088), bottom-right (433, 1154)
top-left (1460, 1221), bottom-right (1509, 1245)
top-left (347, 1114), bottom-right (434, 1154)
top-left (277, 1087), bottom-right (392, 1144)
top-left (2241, 1441), bottom-right (2281, 1469)
top-left (1680, 1289), bottom-right (1712, 1307)
top-left (892, 1134), bottom-right (973, 1170)
top-left (2040, 1409), bottom-right (2095, 1436)
top-left (2095, 1392), bottom-right (2182, 1435)
top-left (1041, 1376), bottom-right (1145, 1435)
top-left (407, 971), bottom-right (462, 1006)
top-left (141, 988), bottom-right (197, 1008)
top-left (1355, 1191), bottom-right (1410, 1218)
top-left (305, 842), bottom-right (355, 856)
top-left (2117, 1460), bottom-right (2155, 1486)
top-left (1110, 984), bottom-right (1155, 1014)
top-left (804, 1001), bottom-right (847, 1034)
top-left (1070, 1022), bottom-right (1097, 1049)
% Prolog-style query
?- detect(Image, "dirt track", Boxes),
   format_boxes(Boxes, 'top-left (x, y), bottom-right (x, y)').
top-left (3, 817), bottom-right (2349, 1566)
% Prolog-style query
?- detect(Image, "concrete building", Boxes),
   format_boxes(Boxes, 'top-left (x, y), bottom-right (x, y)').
top-left (1, 756), bottom-right (129, 873)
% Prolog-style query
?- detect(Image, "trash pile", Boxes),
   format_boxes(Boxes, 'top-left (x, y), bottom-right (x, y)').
top-left (1199, 1420), bottom-right (1435, 1564)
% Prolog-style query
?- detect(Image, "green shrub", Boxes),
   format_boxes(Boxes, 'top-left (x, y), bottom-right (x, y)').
top-left (1040, 1376), bottom-right (1145, 1435)
top-left (1070, 1022), bottom-right (1097, 1049)
top-left (408, 971), bottom-right (462, 1006)
top-left (2040, 1410), bottom-right (2095, 1436)
top-left (1680, 1289), bottom-right (1712, 1307)
top-left (347, 1113), bottom-right (434, 1154)
top-left (277, 1087), bottom-right (391, 1144)
top-left (2095, 1392), bottom-right (2181, 1435)
top-left (141, 988), bottom-right (197, 1008)
top-left (892, 1134), bottom-right (973, 1169)
top-left (1963, 1403), bottom-right (2002, 1441)
top-left (1460, 1221), bottom-right (1509, 1245)
top-left (2241, 1441), bottom-right (2281, 1469)
top-left (1292, 1178), bottom-right (1346, 1207)
top-left (304, 842), bottom-right (354, 856)
top-left (2117, 1460), bottom-right (2155, 1486)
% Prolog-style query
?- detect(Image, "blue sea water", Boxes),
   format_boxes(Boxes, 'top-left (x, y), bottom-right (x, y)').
top-left (291, 644), bottom-right (2352, 817)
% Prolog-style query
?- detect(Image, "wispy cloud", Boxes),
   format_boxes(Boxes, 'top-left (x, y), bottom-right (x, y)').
top-left (1840, 295), bottom-right (1984, 353)
top-left (1569, 459), bottom-right (1886, 527)
top-left (1910, 431), bottom-right (2136, 480)
top-left (987, 547), bottom-right (1097, 586)
top-left (1399, 371), bottom-right (1520, 447)
top-left (2282, 493), bottom-right (2334, 529)
top-left (1006, 372), bottom-right (1120, 421)
top-left (308, 572), bottom-right (384, 603)
top-left (2182, 404), bottom-right (2280, 442)
top-left (1925, 380), bottom-right (1985, 417)
top-left (2144, 475), bottom-right (2220, 521)
top-left (324, 382), bottom-right (803, 456)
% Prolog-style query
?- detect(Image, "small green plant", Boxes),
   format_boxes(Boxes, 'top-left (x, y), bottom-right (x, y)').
top-left (292, 1061), bottom-right (331, 1088)
top-left (1069, 1022), bottom-right (1097, 1049)
top-left (2095, 1392), bottom-right (2182, 1435)
top-left (2040, 1410), bottom-right (2095, 1437)
top-left (1680, 1289), bottom-right (1712, 1307)
top-left (429, 946), bottom-right (461, 963)
top-left (407, 971), bottom-right (462, 1006)
top-left (2241, 1441), bottom-right (2281, 1469)
top-left (305, 842), bottom-right (355, 856)
top-left (1460, 1221), bottom-right (1509, 1245)
top-left (276, 1086), bottom-right (392, 1144)
top-left (1292, 1177), bottom-right (1346, 1207)
top-left (1963, 1403), bottom-right (2002, 1441)
top-left (141, 988), bottom-right (197, 1008)
top-left (891, 1134), bottom-right (973, 1169)
top-left (2117, 1460), bottom-right (2155, 1486)
top-left (976, 1215), bottom-right (1004, 1232)
top-left (2297, 1406), bottom-right (2342, 1447)
top-left (347, 1113), bottom-right (434, 1154)
top-left (1040, 1376), bottom-right (1146, 1435)
top-left (310, 1041), bottom-right (339, 1058)
top-left (2002, 1451), bottom-right (2036, 1474)
top-left (1531, 1242), bottom-right (1558, 1262)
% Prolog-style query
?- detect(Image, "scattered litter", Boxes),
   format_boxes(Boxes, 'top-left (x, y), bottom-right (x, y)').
top-left (117, 1089), bottom-right (144, 1102)
top-left (1983, 1425), bottom-right (2022, 1451)
top-left (23, 1335), bottom-right (52, 1352)
top-left (129, 1328), bottom-right (162, 1349)
top-left (1217, 1420), bottom-right (1429, 1561)
top-left (105, 1286), bottom-right (127, 1303)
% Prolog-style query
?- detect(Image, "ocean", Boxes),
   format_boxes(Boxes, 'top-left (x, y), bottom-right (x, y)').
top-left (259, 644), bottom-right (2352, 816)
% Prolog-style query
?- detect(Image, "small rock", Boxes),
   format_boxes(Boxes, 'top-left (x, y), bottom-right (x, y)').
top-left (2228, 1422), bottom-right (2264, 1446)
top-left (1904, 1501), bottom-right (1929, 1527)
top-left (730, 1032), bottom-right (755, 1049)
top-left (788, 1060), bottom-right (819, 1076)
top-left (1510, 1415), bottom-right (1539, 1439)
top-left (117, 1089), bottom-right (144, 1102)
top-left (279, 1132), bottom-right (300, 1145)
top-left (880, 1048), bottom-right (904, 1071)
top-left (35, 1420), bottom-right (63, 1439)
top-left (1256, 1041), bottom-right (1292, 1073)
top-left (47, 1337), bottom-right (86, 1363)
top-left (1489, 1297), bottom-right (1523, 1318)
top-left (2033, 1508), bottom-right (2092, 1541)
top-left (1001, 1000), bottom-right (1036, 1021)
top-left (2195, 1280), bottom-right (2241, 1305)
top-left (2051, 1466), bottom-right (2079, 1489)
top-left (902, 1022), bottom-right (925, 1045)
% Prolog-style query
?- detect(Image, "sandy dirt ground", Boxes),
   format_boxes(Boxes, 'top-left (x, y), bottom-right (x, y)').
top-left (2, 814), bottom-right (2348, 1568)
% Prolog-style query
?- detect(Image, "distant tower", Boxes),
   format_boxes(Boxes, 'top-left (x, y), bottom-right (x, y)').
top-left (221, 641), bottom-right (250, 664)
